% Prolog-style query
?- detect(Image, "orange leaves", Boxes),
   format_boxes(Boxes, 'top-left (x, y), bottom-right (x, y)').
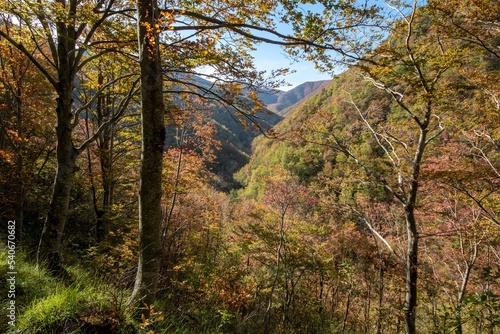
top-left (148, 10), bottom-right (177, 32)
top-left (140, 21), bottom-right (159, 45)
top-left (0, 149), bottom-right (15, 166)
top-left (162, 100), bottom-right (220, 206)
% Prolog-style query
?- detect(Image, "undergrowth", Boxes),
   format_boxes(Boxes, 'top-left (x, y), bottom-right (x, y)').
top-left (0, 245), bottom-right (247, 334)
top-left (0, 245), bottom-right (135, 334)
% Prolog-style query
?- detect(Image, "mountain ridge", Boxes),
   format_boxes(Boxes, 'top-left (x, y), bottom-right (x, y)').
top-left (266, 80), bottom-right (331, 116)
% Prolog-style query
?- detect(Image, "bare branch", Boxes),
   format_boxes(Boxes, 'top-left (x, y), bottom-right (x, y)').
top-left (71, 73), bottom-right (137, 129)
top-left (76, 77), bottom-right (140, 153)
top-left (361, 215), bottom-right (405, 265)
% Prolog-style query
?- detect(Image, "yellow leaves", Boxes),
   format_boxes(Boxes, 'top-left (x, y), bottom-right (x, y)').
top-left (159, 10), bottom-right (176, 31)
top-left (139, 304), bottom-right (164, 330)
top-left (265, 166), bottom-right (294, 184)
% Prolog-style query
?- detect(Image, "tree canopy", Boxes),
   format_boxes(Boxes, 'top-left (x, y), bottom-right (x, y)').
top-left (0, 0), bottom-right (499, 333)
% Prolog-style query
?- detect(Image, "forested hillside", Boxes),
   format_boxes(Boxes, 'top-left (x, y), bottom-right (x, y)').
top-left (169, 76), bottom-right (284, 190)
top-left (0, 0), bottom-right (499, 333)
top-left (209, 79), bottom-right (330, 189)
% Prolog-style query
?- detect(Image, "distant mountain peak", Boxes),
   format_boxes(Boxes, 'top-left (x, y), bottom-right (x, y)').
top-left (265, 80), bottom-right (331, 116)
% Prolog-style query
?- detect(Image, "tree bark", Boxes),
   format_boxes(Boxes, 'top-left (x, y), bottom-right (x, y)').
top-left (36, 0), bottom-right (79, 277)
top-left (404, 207), bottom-right (418, 334)
top-left (37, 92), bottom-right (77, 280)
top-left (130, 0), bottom-right (165, 306)
top-left (96, 84), bottom-right (114, 242)
top-left (403, 122), bottom-right (428, 334)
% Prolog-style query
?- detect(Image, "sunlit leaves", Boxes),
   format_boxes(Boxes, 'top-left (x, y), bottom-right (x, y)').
top-left (0, 18), bottom-right (56, 222)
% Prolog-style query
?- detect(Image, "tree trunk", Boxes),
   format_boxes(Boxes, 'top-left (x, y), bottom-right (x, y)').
top-left (130, 0), bottom-right (165, 306)
top-left (455, 240), bottom-right (478, 334)
top-left (3, 0), bottom-right (121, 276)
top-left (37, 0), bottom-right (79, 279)
top-left (37, 92), bottom-right (77, 280)
top-left (96, 90), bottom-right (114, 242)
top-left (404, 207), bottom-right (418, 334)
top-left (96, 149), bottom-right (112, 242)
top-left (14, 88), bottom-right (24, 243)
top-left (376, 265), bottom-right (384, 334)
top-left (265, 211), bottom-right (286, 329)
top-left (402, 113), bottom-right (428, 334)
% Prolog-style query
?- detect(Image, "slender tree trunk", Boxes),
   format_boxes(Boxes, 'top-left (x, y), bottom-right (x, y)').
top-left (96, 92), bottom-right (114, 242)
top-left (342, 287), bottom-right (351, 334)
top-left (97, 142), bottom-right (113, 241)
top-left (404, 207), bottom-right (418, 334)
top-left (265, 211), bottom-right (286, 329)
top-left (376, 265), bottom-right (384, 334)
top-left (130, 0), bottom-right (165, 306)
top-left (162, 147), bottom-right (183, 241)
top-left (14, 89), bottom-right (24, 243)
top-left (86, 110), bottom-right (101, 240)
top-left (365, 275), bottom-right (371, 334)
top-left (455, 239), bottom-right (478, 334)
top-left (86, 106), bottom-right (113, 243)
top-left (403, 122), bottom-right (428, 334)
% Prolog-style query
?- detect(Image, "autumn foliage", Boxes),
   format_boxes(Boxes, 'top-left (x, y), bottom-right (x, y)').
top-left (0, 0), bottom-right (499, 333)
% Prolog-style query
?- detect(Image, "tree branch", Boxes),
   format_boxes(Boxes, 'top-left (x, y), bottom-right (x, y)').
top-left (0, 29), bottom-right (57, 89)
top-left (71, 73), bottom-right (137, 129)
top-left (75, 77), bottom-right (140, 154)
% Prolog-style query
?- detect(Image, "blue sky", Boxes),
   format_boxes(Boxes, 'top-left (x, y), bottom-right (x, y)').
top-left (248, 0), bottom-right (421, 91)
top-left (250, 40), bottom-right (333, 91)
top-left (249, 4), bottom-right (334, 91)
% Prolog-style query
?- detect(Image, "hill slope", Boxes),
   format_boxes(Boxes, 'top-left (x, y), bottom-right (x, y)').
top-left (201, 79), bottom-right (330, 190)
top-left (266, 80), bottom-right (331, 116)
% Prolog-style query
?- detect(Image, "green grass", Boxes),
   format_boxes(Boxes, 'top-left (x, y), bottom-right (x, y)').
top-left (0, 245), bottom-right (135, 334)
top-left (17, 284), bottom-right (105, 333)
top-left (0, 245), bottom-right (244, 334)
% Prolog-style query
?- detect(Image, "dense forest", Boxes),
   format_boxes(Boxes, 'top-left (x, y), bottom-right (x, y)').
top-left (0, 0), bottom-right (499, 333)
